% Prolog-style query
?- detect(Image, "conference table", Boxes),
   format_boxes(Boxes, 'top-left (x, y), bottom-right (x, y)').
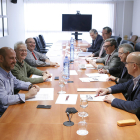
top-left (0, 40), bottom-right (140, 140)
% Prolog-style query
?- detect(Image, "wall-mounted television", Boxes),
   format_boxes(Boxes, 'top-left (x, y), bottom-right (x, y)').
top-left (62, 14), bottom-right (92, 32)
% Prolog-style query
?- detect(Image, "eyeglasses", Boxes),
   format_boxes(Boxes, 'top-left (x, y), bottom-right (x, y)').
top-left (103, 45), bottom-right (112, 48)
top-left (19, 49), bottom-right (27, 52)
top-left (118, 52), bottom-right (125, 55)
top-left (124, 62), bottom-right (140, 65)
top-left (102, 32), bottom-right (108, 35)
top-left (26, 41), bottom-right (36, 45)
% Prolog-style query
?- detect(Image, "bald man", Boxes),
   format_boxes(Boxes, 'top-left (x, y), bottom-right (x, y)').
top-left (96, 52), bottom-right (140, 113)
top-left (0, 47), bottom-right (39, 116)
top-left (25, 38), bottom-right (59, 67)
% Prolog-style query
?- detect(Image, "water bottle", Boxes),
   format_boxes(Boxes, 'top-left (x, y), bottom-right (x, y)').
top-left (70, 37), bottom-right (74, 62)
top-left (63, 56), bottom-right (70, 80)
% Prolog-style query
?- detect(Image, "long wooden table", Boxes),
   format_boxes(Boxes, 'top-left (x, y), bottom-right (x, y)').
top-left (0, 40), bottom-right (140, 140)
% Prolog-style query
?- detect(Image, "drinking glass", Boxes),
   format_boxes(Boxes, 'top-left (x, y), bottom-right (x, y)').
top-left (78, 96), bottom-right (88, 118)
top-left (61, 70), bottom-right (68, 84)
top-left (74, 48), bottom-right (79, 62)
top-left (58, 79), bottom-right (66, 94)
top-left (76, 121), bottom-right (88, 136)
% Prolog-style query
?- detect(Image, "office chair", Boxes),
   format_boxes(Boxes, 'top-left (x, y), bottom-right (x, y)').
top-left (33, 37), bottom-right (48, 54)
top-left (111, 36), bottom-right (122, 46)
top-left (38, 35), bottom-right (53, 48)
top-left (128, 35), bottom-right (138, 43)
top-left (120, 40), bottom-right (134, 47)
top-left (135, 37), bottom-right (140, 43)
top-left (135, 42), bottom-right (140, 51)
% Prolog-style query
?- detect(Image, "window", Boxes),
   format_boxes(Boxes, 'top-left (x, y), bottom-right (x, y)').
top-left (24, 1), bottom-right (115, 43)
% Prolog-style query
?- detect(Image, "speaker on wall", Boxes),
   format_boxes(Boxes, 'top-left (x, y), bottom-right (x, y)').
top-left (11, 0), bottom-right (17, 4)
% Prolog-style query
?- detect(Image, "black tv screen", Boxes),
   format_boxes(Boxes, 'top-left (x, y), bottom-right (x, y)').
top-left (62, 14), bottom-right (92, 32)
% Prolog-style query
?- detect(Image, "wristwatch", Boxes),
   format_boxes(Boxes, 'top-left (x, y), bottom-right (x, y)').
top-left (115, 77), bottom-right (119, 84)
top-left (28, 84), bottom-right (33, 90)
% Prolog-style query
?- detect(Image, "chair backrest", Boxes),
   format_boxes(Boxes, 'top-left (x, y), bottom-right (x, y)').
top-left (33, 37), bottom-right (41, 52)
top-left (135, 42), bottom-right (140, 51)
top-left (129, 35), bottom-right (138, 42)
top-left (39, 35), bottom-right (46, 48)
top-left (136, 37), bottom-right (140, 43)
top-left (111, 36), bottom-right (122, 46)
top-left (120, 40), bottom-right (134, 47)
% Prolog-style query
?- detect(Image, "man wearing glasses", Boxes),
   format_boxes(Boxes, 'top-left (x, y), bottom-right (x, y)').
top-left (89, 38), bottom-right (121, 69)
top-left (98, 43), bottom-right (134, 84)
top-left (11, 42), bottom-right (51, 86)
top-left (96, 52), bottom-right (140, 113)
top-left (25, 38), bottom-right (59, 67)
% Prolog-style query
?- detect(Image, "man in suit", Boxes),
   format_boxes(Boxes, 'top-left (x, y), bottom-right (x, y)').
top-left (89, 38), bottom-right (121, 69)
top-left (25, 38), bottom-right (60, 67)
top-left (96, 52), bottom-right (140, 112)
top-left (98, 43), bottom-right (134, 84)
top-left (87, 26), bottom-right (112, 58)
top-left (81, 29), bottom-right (103, 53)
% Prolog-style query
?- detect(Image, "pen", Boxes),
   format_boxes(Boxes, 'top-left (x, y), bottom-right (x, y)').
top-left (95, 95), bottom-right (99, 97)
top-left (66, 95), bottom-right (69, 101)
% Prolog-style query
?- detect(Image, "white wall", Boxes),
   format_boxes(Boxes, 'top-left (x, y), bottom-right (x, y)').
top-left (115, 1), bottom-right (133, 39)
top-left (0, 0), bottom-right (25, 49)
top-left (132, 0), bottom-right (140, 36)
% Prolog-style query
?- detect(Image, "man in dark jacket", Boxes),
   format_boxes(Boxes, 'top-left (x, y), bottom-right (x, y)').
top-left (81, 29), bottom-right (103, 53)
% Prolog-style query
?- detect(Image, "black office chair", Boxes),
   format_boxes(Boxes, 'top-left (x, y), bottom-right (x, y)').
top-left (120, 40), bottom-right (134, 47)
top-left (33, 37), bottom-right (48, 54)
top-left (111, 36), bottom-right (122, 46)
top-left (38, 34), bottom-right (53, 48)
top-left (135, 42), bottom-right (140, 51)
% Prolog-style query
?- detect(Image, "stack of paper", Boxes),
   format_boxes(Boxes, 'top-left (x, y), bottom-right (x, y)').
top-left (70, 70), bottom-right (78, 75)
top-left (55, 94), bottom-right (78, 104)
top-left (86, 73), bottom-right (108, 82)
top-left (77, 88), bottom-right (98, 92)
top-left (26, 88), bottom-right (54, 101)
top-left (80, 94), bottom-right (106, 101)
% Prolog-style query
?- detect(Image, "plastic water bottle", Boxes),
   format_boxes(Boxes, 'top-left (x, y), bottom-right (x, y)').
top-left (70, 37), bottom-right (74, 62)
top-left (63, 56), bottom-right (70, 80)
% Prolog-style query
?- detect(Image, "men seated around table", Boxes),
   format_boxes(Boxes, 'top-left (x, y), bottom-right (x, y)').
top-left (0, 47), bottom-right (39, 116)
top-left (87, 26), bottom-right (112, 58)
top-left (25, 37), bottom-right (60, 67)
top-left (11, 42), bottom-right (51, 84)
top-left (81, 29), bottom-right (103, 53)
top-left (96, 52), bottom-right (140, 113)
top-left (98, 43), bottom-right (134, 84)
top-left (88, 38), bottom-right (121, 69)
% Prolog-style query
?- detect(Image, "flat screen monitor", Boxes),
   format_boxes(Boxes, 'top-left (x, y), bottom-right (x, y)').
top-left (62, 14), bottom-right (92, 32)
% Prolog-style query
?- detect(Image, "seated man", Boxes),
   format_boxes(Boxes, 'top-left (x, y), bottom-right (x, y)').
top-left (96, 52), bottom-right (140, 113)
top-left (89, 38), bottom-right (121, 69)
top-left (25, 38), bottom-right (59, 67)
top-left (11, 42), bottom-right (51, 84)
top-left (81, 29), bottom-right (103, 53)
top-left (0, 47), bottom-right (39, 116)
top-left (98, 43), bottom-right (134, 84)
top-left (87, 26), bottom-right (112, 58)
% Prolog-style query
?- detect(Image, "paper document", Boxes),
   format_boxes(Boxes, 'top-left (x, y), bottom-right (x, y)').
top-left (32, 74), bottom-right (52, 81)
top-left (85, 64), bottom-right (94, 68)
top-left (26, 88), bottom-right (54, 101)
top-left (70, 70), bottom-right (78, 75)
top-left (79, 78), bottom-right (91, 82)
top-left (55, 94), bottom-right (78, 104)
top-left (77, 88), bottom-right (98, 92)
top-left (80, 94), bottom-right (106, 101)
top-left (78, 52), bottom-right (92, 57)
top-left (78, 44), bottom-right (88, 46)
top-left (86, 73), bottom-right (108, 82)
